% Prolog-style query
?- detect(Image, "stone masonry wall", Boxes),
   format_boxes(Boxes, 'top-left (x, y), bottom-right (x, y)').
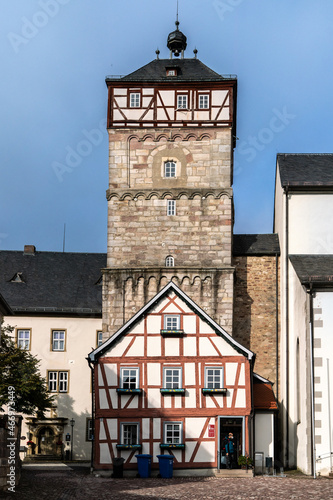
top-left (102, 269), bottom-right (234, 338)
top-left (233, 255), bottom-right (279, 386)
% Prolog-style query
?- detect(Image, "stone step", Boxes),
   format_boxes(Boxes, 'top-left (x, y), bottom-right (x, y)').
top-left (24, 454), bottom-right (62, 463)
top-left (215, 468), bottom-right (254, 478)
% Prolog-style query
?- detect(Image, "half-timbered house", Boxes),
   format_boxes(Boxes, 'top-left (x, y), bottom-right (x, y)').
top-left (88, 281), bottom-right (257, 472)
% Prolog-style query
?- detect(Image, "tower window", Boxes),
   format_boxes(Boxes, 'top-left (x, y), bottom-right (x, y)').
top-left (199, 94), bottom-right (209, 109)
top-left (165, 256), bottom-right (174, 267)
top-left (164, 161), bottom-right (176, 178)
top-left (177, 95), bottom-right (187, 109)
top-left (167, 200), bottom-right (176, 216)
top-left (130, 93), bottom-right (140, 108)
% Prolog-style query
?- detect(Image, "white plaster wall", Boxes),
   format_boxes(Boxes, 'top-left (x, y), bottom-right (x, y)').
top-left (5, 315), bottom-right (101, 460)
top-left (289, 194), bottom-right (333, 254)
top-left (313, 292), bottom-right (333, 475)
top-left (254, 413), bottom-right (274, 460)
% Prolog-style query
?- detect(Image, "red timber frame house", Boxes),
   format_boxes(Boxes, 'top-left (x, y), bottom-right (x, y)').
top-left (88, 282), bottom-right (255, 473)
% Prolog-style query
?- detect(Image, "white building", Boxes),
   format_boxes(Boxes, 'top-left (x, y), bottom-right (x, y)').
top-left (274, 153), bottom-right (333, 476)
top-left (0, 245), bottom-right (105, 460)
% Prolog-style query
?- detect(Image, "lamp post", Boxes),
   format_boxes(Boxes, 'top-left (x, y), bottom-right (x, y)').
top-left (70, 418), bottom-right (75, 461)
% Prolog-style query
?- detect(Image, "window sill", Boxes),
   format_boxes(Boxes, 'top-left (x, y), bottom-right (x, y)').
top-left (202, 388), bottom-right (227, 395)
top-left (116, 388), bottom-right (142, 394)
top-left (116, 444), bottom-right (142, 450)
top-left (160, 388), bottom-right (185, 395)
top-left (160, 329), bottom-right (184, 337)
top-left (160, 443), bottom-right (185, 449)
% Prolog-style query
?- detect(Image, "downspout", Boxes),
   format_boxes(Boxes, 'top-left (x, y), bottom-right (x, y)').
top-left (87, 357), bottom-right (95, 473)
top-left (276, 252), bottom-right (279, 401)
top-left (285, 186), bottom-right (289, 469)
top-left (307, 286), bottom-right (316, 478)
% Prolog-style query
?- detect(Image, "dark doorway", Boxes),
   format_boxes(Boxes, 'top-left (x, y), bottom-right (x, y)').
top-left (219, 417), bottom-right (243, 468)
top-left (38, 426), bottom-right (55, 455)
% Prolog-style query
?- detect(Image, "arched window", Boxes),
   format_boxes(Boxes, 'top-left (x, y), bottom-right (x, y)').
top-left (164, 161), bottom-right (176, 178)
top-left (165, 256), bottom-right (174, 267)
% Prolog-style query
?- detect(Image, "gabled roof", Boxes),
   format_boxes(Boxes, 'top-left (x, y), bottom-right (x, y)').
top-left (233, 234), bottom-right (280, 256)
top-left (0, 249), bottom-right (106, 315)
top-left (88, 281), bottom-right (254, 362)
top-left (106, 58), bottom-right (236, 83)
top-left (290, 255), bottom-right (333, 286)
top-left (277, 153), bottom-right (333, 188)
top-left (253, 373), bottom-right (278, 411)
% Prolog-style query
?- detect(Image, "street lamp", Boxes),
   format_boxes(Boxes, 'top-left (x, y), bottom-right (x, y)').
top-left (70, 418), bottom-right (75, 461)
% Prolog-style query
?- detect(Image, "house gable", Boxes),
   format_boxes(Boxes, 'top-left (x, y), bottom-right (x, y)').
top-left (89, 281), bottom-right (254, 362)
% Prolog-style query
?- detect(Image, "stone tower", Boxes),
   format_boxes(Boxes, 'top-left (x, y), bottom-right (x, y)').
top-left (102, 22), bottom-right (237, 337)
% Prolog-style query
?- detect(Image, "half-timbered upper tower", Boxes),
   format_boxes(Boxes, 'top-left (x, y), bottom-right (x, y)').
top-left (103, 22), bottom-right (237, 337)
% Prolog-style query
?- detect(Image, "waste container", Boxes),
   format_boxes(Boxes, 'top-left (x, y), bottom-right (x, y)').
top-left (112, 457), bottom-right (125, 478)
top-left (156, 454), bottom-right (174, 478)
top-left (135, 454), bottom-right (152, 478)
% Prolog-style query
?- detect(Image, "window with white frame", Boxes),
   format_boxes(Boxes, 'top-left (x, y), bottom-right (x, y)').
top-left (121, 423), bottom-right (139, 445)
top-left (48, 371), bottom-right (69, 393)
top-left (86, 418), bottom-right (93, 441)
top-left (199, 94), bottom-right (209, 109)
top-left (177, 94), bottom-right (187, 109)
top-left (52, 330), bottom-right (65, 351)
top-left (164, 367), bottom-right (182, 389)
top-left (164, 315), bottom-right (180, 330)
top-left (205, 367), bottom-right (224, 389)
top-left (164, 161), bottom-right (176, 178)
top-left (167, 200), bottom-right (176, 216)
top-left (17, 329), bottom-right (30, 350)
top-left (130, 92), bottom-right (140, 107)
top-left (165, 256), bottom-right (174, 267)
top-left (121, 367), bottom-right (139, 389)
top-left (97, 331), bottom-right (103, 347)
top-left (164, 422), bottom-right (182, 444)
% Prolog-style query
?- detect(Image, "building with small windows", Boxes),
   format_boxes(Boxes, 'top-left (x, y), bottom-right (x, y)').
top-left (90, 21), bottom-right (279, 475)
top-left (0, 246), bottom-right (105, 460)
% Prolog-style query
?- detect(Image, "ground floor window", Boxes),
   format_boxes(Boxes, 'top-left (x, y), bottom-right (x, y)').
top-left (164, 422), bottom-right (182, 444)
top-left (121, 423), bottom-right (139, 445)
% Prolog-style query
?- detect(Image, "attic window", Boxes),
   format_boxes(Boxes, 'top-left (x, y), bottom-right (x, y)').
top-left (9, 272), bottom-right (25, 283)
top-left (167, 69), bottom-right (177, 77)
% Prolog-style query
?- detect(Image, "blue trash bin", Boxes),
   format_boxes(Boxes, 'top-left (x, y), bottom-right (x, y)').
top-left (135, 454), bottom-right (152, 478)
top-left (156, 454), bottom-right (174, 478)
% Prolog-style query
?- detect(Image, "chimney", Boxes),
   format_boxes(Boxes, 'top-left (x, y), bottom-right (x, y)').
top-left (24, 245), bottom-right (36, 255)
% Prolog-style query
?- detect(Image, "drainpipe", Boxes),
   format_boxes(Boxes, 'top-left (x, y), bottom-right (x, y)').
top-left (307, 286), bottom-right (316, 478)
top-left (284, 186), bottom-right (289, 469)
top-left (276, 252), bottom-right (279, 401)
top-left (87, 357), bottom-right (95, 473)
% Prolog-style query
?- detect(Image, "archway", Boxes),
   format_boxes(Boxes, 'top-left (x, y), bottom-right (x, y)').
top-left (37, 426), bottom-right (56, 455)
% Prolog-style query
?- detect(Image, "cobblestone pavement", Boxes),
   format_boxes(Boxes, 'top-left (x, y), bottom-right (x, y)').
top-left (3, 468), bottom-right (333, 500)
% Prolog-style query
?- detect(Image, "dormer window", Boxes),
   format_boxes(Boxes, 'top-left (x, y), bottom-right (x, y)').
top-left (177, 95), bottom-right (187, 109)
top-left (167, 69), bottom-right (177, 77)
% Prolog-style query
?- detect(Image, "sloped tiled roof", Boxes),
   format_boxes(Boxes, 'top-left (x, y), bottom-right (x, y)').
top-left (233, 234), bottom-right (280, 256)
top-left (290, 255), bottom-right (333, 286)
top-left (0, 250), bottom-right (106, 315)
top-left (106, 58), bottom-right (235, 83)
top-left (277, 154), bottom-right (333, 188)
top-left (253, 375), bottom-right (278, 411)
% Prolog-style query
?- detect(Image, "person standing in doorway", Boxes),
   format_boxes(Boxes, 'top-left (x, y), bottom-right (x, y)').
top-left (225, 432), bottom-right (236, 469)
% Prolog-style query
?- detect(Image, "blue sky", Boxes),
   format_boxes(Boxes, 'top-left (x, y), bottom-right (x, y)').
top-left (1, 0), bottom-right (333, 253)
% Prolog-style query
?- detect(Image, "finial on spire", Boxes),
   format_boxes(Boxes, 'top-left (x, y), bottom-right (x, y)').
top-left (193, 48), bottom-right (198, 59)
top-left (155, 49), bottom-right (160, 60)
top-left (167, 3), bottom-right (187, 58)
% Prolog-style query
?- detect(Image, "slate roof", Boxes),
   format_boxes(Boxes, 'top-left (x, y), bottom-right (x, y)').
top-left (290, 255), bottom-right (333, 286)
top-left (0, 250), bottom-right (106, 315)
top-left (233, 234), bottom-right (280, 256)
top-left (277, 154), bottom-right (333, 188)
top-left (106, 58), bottom-right (235, 83)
